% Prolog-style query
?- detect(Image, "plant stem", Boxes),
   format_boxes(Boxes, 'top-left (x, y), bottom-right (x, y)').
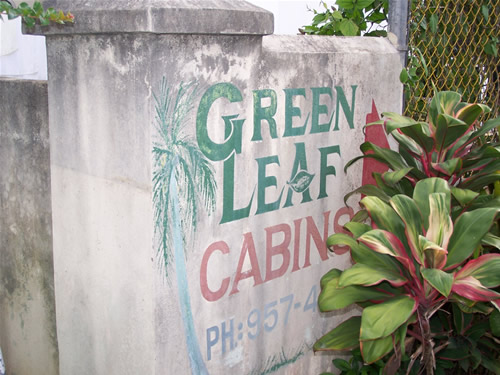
top-left (417, 306), bottom-right (435, 375)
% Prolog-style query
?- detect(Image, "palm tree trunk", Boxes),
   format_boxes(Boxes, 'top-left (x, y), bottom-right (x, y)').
top-left (170, 171), bottom-right (209, 375)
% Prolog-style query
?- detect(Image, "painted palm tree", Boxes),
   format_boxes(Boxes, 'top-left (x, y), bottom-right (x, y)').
top-left (152, 78), bottom-right (216, 375)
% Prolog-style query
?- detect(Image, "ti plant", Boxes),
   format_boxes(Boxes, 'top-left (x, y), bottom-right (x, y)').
top-left (345, 91), bottom-right (500, 199)
top-left (314, 178), bottom-right (500, 375)
top-left (0, 1), bottom-right (74, 28)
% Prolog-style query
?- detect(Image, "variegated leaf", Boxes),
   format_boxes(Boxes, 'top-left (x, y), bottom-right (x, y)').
top-left (426, 192), bottom-right (453, 249)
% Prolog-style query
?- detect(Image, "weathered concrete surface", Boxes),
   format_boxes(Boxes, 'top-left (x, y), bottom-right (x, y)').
top-left (0, 79), bottom-right (58, 375)
top-left (36, 1), bottom-right (403, 374)
top-left (35, 0), bottom-right (274, 35)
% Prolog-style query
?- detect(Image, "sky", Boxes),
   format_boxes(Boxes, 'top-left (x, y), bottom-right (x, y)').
top-left (245, 0), bottom-right (336, 35)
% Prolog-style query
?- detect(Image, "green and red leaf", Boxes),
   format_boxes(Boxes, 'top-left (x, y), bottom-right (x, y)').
top-left (451, 276), bottom-right (500, 302)
top-left (455, 254), bottom-right (500, 288)
top-left (359, 229), bottom-right (415, 275)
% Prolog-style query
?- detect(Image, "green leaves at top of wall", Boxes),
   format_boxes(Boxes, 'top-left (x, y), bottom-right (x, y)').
top-left (299, 0), bottom-right (388, 37)
top-left (0, 1), bottom-right (74, 28)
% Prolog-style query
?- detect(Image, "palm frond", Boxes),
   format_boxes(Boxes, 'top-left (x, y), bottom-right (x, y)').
top-left (152, 79), bottom-right (217, 277)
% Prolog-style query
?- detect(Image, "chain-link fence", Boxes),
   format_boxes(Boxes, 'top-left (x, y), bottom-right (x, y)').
top-left (405, 0), bottom-right (499, 120)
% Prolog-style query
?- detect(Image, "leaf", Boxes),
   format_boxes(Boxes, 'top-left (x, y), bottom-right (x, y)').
top-left (432, 158), bottom-right (462, 176)
top-left (482, 232), bottom-right (500, 250)
top-left (491, 310), bottom-right (500, 337)
top-left (420, 235), bottom-right (448, 270)
top-left (455, 103), bottom-right (490, 126)
top-left (344, 184), bottom-right (391, 206)
top-left (360, 335), bottom-right (394, 364)
top-left (413, 178), bottom-right (451, 231)
top-left (429, 91), bottom-right (462, 127)
top-left (429, 13), bottom-right (438, 33)
top-left (344, 222), bottom-right (372, 238)
top-left (446, 208), bottom-right (499, 269)
top-left (355, 0), bottom-right (375, 9)
top-left (319, 272), bottom-right (391, 311)
top-left (481, 4), bottom-right (489, 21)
top-left (314, 316), bottom-right (361, 351)
top-left (451, 276), bottom-right (500, 302)
top-left (339, 263), bottom-right (407, 288)
top-left (435, 113), bottom-right (467, 152)
top-left (421, 268), bottom-right (453, 297)
top-left (339, 19), bottom-right (359, 36)
top-left (287, 170), bottom-right (314, 193)
top-left (455, 254), bottom-right (500, 288)
top-left (451, 187), bottom-right (479, 207)
top-left (332, 359), bottom-right (351, 372)
top-left (336, 0), bottom-right (355, 9)
top-left (361, 196), bottom-right (406, 241)
top-left (400, 69), bottom-right (410, 84)
top-left (320, 268), bottom-right (342, 289)
top-left (360, 295), bottom-right (416, 340)
top-left (382, 167), bottom-right (414, 186)
top-left (426, 193), bottom-right (452, 249)
top-left (390, 194), bottom-right (424, 265)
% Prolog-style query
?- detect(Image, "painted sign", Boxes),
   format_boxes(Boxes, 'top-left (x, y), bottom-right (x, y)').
top-left (153, 77), bottom-right (385, 374)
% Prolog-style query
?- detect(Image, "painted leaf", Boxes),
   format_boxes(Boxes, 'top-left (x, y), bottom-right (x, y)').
top-left (287, 170), bottom-right (314, 193)
top-left (446, 207), bottom-right (499, 269)
top-left (339, 263), bottom-right (408, 288)
top-left (360, 295), bottom-right (417, 341)
top-left (426, 192), bottom-right (453, 249)
top-left (451, 276), bottom-right (500, 302)
top-left (360, 335), bottom-right (394, 364)
top-left (319, 272), bottom-right (391, 312)
top-left (456, 254), bottom-right (500, 288)
top-left (314, 316), bottom-right (361, 351)
top-left (413, 178), bottom-right (451, 231)
top-left (390, 194), bottom-right (424, 265)
top-left (420, 235), bottom-right (448, 270)
top-left (421, 268), bottom-right (453, 297)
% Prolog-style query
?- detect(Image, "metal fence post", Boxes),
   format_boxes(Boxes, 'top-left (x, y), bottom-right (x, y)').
top-left (388, 0), bottom-right (409, 67)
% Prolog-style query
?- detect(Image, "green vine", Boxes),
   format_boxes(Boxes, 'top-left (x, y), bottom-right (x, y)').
top-left (0, 1), bottom-right (74, 28)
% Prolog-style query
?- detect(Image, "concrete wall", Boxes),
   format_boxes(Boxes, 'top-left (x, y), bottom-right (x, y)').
top-left (2, 1), bottom-right (403, 374)
top-left (0, 79), bottom-right (58, 374)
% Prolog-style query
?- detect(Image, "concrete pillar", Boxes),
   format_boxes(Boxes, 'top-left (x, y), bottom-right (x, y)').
top-left (0, 79), bottom-right (58, 375)
top-left (388, 0), bottom-right (409, 66)
top-left (29, 1), bottom-right (402, 374)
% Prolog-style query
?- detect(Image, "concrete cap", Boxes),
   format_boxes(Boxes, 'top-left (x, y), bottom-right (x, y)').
top-left (29, 0), bottom-right (274, 35)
